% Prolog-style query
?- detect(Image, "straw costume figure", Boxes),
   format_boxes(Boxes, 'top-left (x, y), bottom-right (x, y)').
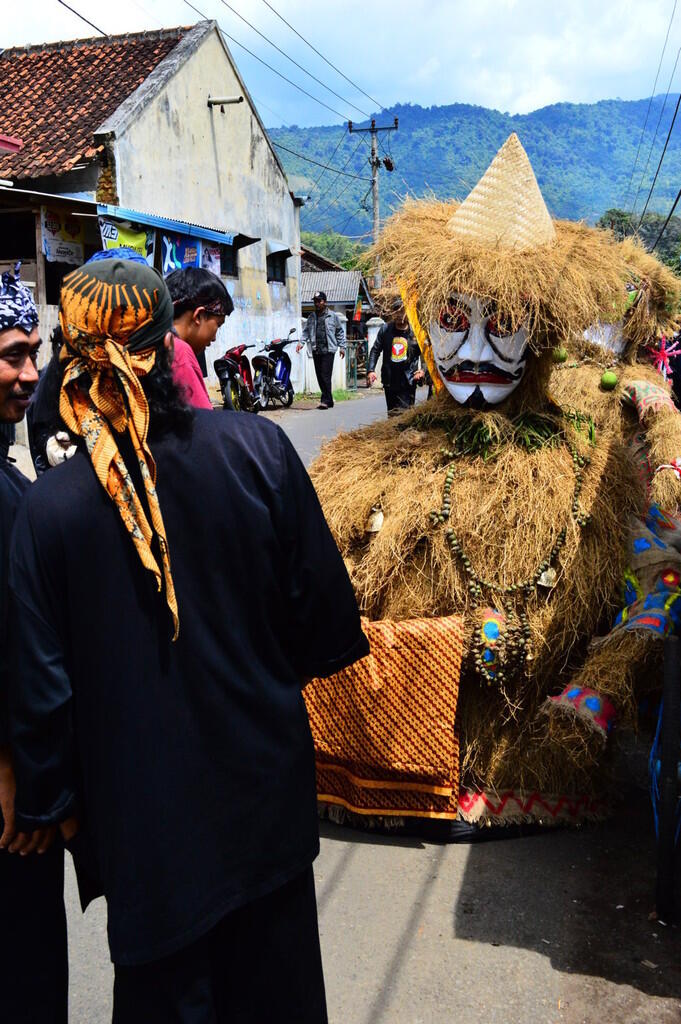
top-left (303, 133), bottom-right (681, 829)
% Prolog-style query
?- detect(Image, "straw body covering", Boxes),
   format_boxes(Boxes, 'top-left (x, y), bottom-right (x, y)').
top-left (447, 133), bottom-right (556, 250)
top-left (58, 260), bottom-right (179, 639)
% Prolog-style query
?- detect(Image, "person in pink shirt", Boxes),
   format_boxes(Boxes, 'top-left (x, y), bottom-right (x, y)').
top-left (166, 268), bottom-right (234, 410)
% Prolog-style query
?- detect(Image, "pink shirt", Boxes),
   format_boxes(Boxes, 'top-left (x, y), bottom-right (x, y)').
top-left (172, 337), bottom-right (213, 410)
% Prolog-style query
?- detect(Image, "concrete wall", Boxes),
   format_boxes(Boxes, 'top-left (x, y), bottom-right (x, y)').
top-left (111, 28), bottom-right (301, 384)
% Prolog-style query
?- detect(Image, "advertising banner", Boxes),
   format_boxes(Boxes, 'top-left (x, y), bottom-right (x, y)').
top-left (201, 243), bottom-right (222, 276)
top-left (98, 217), bottom-right (155, 264)
top-left (41, 208), bottom-right (84, 265)
top-left (161, 233), bottom-right (201, 276)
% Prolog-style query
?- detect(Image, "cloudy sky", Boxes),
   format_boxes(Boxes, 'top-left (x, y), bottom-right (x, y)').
top-left (6, 0), bottom-right (681, 126)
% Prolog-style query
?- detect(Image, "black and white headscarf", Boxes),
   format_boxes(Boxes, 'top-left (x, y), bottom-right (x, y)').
top-left (0, 262), bottom-right (38, 334)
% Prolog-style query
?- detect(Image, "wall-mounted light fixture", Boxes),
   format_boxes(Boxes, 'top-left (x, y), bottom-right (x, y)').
top-left (207, 95), bottom-right (244, 113)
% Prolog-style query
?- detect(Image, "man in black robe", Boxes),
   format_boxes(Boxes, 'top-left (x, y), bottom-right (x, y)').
top-left (0, 264), bottom-right (68, 1022)
top-left (8, 259), bottom-right (368, 1023)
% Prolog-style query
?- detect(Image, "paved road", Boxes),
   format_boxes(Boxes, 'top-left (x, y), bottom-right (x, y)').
top-left (262, 390), bottom-right (393, 466)
top-left (14, 398), bottom-right (681, 1022)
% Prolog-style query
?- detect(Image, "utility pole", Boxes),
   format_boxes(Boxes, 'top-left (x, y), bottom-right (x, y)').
top-left (348, 116), bottom-right (398, 289)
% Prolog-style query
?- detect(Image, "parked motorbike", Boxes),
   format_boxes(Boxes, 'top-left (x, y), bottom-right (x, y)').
top-left (213, 343), bottom-right (259, 412)
top-left (251, 328), bottom-right (297, 410)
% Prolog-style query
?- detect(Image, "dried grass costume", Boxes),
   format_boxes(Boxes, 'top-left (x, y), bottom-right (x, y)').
top-left (303, 134), bottom-right (681, 828)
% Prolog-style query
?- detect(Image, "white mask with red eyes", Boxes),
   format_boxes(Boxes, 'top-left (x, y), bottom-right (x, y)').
top-left (428, 295), bottom-right (529, 407)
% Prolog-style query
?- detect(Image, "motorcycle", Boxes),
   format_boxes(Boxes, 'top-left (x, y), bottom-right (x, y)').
top-left (213, 343), bottom-right (259, 412)
top-left (251, 328), bottom-right (297, 410)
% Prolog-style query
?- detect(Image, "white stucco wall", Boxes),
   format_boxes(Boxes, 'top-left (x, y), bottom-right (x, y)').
top-left (110, 27), bottom-right (302, 385)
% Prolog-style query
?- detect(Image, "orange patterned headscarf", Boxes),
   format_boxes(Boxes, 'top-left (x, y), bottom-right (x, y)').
top-left (58, 260), bottom-right (179, 639)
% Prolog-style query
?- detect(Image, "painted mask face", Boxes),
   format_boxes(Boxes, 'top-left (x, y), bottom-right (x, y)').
top-left (428, 295), bottom-right (529, 406)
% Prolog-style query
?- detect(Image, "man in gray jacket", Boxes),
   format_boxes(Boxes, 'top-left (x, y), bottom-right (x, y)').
top-left (299, 292), bottom-right (345, 410)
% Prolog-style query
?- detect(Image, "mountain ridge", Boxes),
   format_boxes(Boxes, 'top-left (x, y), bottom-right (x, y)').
top-left (270, 95), bottom-right (681, 236)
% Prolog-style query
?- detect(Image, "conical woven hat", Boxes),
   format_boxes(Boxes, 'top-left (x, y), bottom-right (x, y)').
top-left (447, 133), bottom-right (556, 250)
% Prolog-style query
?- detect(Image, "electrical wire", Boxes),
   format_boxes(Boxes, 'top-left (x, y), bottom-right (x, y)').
top-left (632, 43), bottom-right (681, 220)
top-left (271, 141), bottom-right (371, 180)
top-left (636, 91), bottom-right (681, 227)
top-left (623, 0), bottom-right (678, 210)
top-left (251, 93), bottom-right (291, 128)
top-left (217, 0), bottom-right (371, 118)
top-left (310, 174), bottom-right (360, 227)
top-left (55, 0), bottom-right (107, 34)
top-left (125, 0), bottom-right (163, 26)
top-left (331, 185), bottom-right (372, 235)
top-left (183, 0), bottom-right (350, 121)
top-left (650, 180), bottom-right (681, 250)
top-left (332, 206), bottom-right (363, 236)
top-left (309, 128), bottom-right (347, 192)
top-left (306, 136), bottom-right (366, 210)
top-left (260, 0), bottom-right (385, 112)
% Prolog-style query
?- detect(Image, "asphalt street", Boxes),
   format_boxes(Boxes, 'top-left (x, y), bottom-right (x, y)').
top-left (13, 394), bottom-right (681, 1023)
top-left (262, 389), bottom-right (398, 466)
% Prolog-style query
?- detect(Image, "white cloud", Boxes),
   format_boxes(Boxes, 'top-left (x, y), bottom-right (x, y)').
top-left (4, 0), bottom-right (681, 126)
top-left (408, 56), bottom-right (441, 85)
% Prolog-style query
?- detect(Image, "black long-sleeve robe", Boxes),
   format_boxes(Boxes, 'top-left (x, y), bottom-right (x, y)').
top-left (8, 410), bottom-right (368, 966)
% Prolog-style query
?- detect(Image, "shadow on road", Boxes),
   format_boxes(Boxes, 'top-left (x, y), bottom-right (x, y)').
top-left (453, 784), bottom-right (681, 1000)
top-left (319, 819), bottom-right (427, 850)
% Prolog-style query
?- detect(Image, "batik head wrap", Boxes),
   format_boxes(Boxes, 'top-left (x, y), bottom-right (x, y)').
top-left (58, 259), bottom-right (180, 639)
top-left (0, 262), bottom-right (39, 334)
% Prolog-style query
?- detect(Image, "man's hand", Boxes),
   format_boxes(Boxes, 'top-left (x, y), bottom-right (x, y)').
top-left (296, 344), bottom-right (303, 353)
top-left (8, 826), bottom-right (56, 856)
top-left (367, 371), bottom-right (377, 386)
top-left (339, 349), bottom-right (345, 359)
top-left (0, 746), bottom-right (16, 849)
top-left (414, 370), bottom-right (425, 383)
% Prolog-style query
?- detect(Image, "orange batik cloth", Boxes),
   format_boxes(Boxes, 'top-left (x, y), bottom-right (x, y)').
top-left (303, 614), bottom-right (464, 819)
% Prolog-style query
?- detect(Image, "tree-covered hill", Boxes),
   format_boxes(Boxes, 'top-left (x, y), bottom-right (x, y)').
top-left (271, 96), bottom-right (681, 237)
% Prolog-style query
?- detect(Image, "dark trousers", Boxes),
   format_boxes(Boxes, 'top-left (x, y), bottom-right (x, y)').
top-left (385, 384), bottom-right (416, 416)
top-left (0, 843), bottom-right (68, 1023)
top-left (112, 867), bottom-right (328, 1024)
top-left (313, 352), bottom-right (335, 407)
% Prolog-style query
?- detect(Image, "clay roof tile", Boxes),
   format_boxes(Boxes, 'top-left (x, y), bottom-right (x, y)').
top-left (0, 26), bottom-right (187, 179)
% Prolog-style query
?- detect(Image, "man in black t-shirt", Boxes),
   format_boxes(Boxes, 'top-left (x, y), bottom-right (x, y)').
top-left (367, 300), bottom-right (425, 414)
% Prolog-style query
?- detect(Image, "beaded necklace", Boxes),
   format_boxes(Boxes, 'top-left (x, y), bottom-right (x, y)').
top-left (429, 436), bottom-right (593, 688)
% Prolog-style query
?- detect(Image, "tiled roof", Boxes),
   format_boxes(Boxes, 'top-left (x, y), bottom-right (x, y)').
top-left (301, 244), bottom-right (343, 272)
top-left (302, 270), bottom-right (372, 305)
top-left (0, 28), bottom-right (188, 180)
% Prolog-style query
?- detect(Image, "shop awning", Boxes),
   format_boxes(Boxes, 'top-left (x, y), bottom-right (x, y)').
top-left (96, 204), bottom-right (259, 248)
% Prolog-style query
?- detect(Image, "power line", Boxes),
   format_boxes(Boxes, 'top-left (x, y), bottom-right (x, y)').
top-left (330, 186), bottom-right (372, 235)
top-left (126, 0), bottom-right (163, 26)
top-left (632, 43), bottom-right (681, 219)
top-left (311, 171), bottom-right (362, 226)
top-left (306, 136), bottom-right (366, 210)
top-left (623, 0), bottom-right (678, 210)
top-left (309, 128), bottom-right (347, 192)
top-left (272, 141), bottom-right (371, 180)
top-left (217, 0), bottom-right (370, 118)
top-left (260, 0), bottom-right (385, 112)
top-left (182, 0), bottom-right (350, 121)
top-left (251, 93), bottom-right (291, 128)
top-left (636, 90), bottom-right (681, 227)
top-left (55, 0), bottom-right (107, 35)
top-left (650, 183), bottom-right (681, 250)
top-left (311, 176), bottom-right (357, 225)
